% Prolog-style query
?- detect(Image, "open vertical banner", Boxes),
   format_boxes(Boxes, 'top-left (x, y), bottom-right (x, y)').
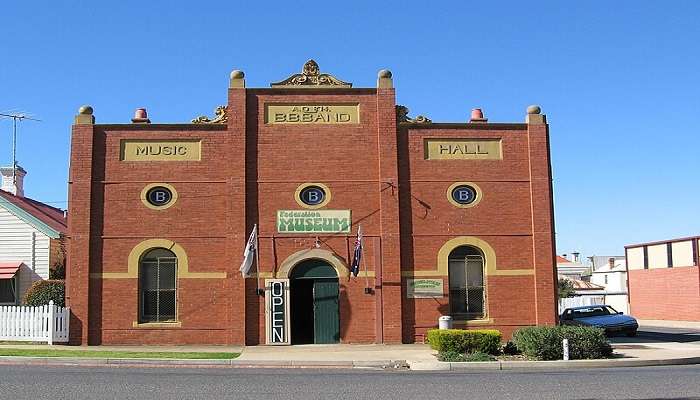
top-left (265, 279), bottom-right (291, 345)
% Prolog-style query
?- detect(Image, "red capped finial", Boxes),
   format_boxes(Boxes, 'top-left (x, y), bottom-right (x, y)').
top-left (469, 108), bottom-right (488, 123)
top-left (131, 108), bottom-right (151, 123)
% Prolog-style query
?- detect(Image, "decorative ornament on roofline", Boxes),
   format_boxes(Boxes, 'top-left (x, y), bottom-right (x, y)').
top-left (271, 59), bottom-right (352, 88)
top-left (396, 105), bottom-right (432, 124)
top-left (192, 105), bottom-right (228, 124)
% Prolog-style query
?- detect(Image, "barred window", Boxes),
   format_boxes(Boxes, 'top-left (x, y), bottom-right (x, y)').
top-left (139, 248), bottom-right (177, 323)
top-left (448, 246), bottom-right (485, 319)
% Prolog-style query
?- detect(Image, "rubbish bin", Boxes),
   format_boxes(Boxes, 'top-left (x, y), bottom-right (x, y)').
top-left (438, 315), bottom-right (453, 330)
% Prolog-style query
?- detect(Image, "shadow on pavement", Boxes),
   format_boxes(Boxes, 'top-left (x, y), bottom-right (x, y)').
top-left (637, 329), bottom-right (700, 343)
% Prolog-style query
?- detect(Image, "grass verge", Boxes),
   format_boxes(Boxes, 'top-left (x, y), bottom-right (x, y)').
top-left (0, 349), bottom-right (239, 359)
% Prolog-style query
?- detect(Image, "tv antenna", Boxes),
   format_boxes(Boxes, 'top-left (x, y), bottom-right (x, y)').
top-left (0, 111), bottom-right (41, 192)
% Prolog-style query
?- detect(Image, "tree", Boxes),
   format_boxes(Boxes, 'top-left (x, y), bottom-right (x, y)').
top-left (24, 280), bottom-right (65, 307)
top-left (558, 278), bottom-right (576, 299)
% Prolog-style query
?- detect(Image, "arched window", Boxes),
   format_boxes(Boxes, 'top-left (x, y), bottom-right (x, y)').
top-left (448, 246), bottom-right (485, 319)
top-left (139, 248), bottom-right (177, 323)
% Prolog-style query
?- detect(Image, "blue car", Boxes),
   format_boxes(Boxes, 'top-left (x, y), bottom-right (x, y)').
top-left (560, 305), bottom-right (638, 337)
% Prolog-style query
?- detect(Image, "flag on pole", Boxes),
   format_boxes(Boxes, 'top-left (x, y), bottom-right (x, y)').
top-left (351, 225), bottom-right (363, 277)
top-left (239, 224), bottom-right (257, 278)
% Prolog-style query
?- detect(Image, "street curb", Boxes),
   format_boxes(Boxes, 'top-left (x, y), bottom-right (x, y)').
top-left (410, 356), bottom-right (700, 371)
top-left (0, 356), bottom-right (397, 369)
top-left (0, 355), bottom-right (698, 370)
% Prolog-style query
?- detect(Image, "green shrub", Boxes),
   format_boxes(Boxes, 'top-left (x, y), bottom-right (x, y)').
top-left (438, 351), bottom-right (496, 362)
top-left (49, 263), bottom-right (66, 280)
top-left (426, 329), bottom-right (502, 355)
top-left (502, 340), bottom-right (520, 355)
top-left (24, 280), bottom-right (65, 307)
top-left (512, 325), bottom-right (613, 360)
top-left (437, 350), bottom-right (464, 362)
top-left (558, 278), bottom-right (576, 298)
top-left (462, 351), bottom-right (496, 362)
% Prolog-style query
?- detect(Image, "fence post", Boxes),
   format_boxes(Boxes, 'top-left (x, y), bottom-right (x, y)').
top-left (48, 300), bottom-right (54, 346)
top-left (562, 338), bottom-right (569, 360)
top-left (65, 306), bottom-right (70, 342)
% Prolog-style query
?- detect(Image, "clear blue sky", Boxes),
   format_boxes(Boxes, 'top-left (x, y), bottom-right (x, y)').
top-left (2, 1), bottom-right (699, 257)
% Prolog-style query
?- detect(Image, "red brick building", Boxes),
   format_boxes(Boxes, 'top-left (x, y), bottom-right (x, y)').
top-left (66, 60), bottom-right (557, 345)
top-left (626, 236), bottom-right (700, 321)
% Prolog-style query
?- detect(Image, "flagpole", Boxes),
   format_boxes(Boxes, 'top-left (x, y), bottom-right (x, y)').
top-left (254, 224), bottom-right (262, 295)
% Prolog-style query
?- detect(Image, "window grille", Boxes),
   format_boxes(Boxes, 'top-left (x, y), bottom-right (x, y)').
top-left (139, 249), bottom-right (177, 322)
top-left (448, 249), bottom-right (485, 319)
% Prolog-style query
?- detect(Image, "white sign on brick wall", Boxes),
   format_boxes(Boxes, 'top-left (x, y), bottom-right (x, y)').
top-left (406, 279), bottom-right (444, 298)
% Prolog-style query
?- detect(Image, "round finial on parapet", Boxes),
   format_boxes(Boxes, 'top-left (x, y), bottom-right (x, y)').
top-left (230, 69), bottom-right (246, 88)
top-left (75, 105), bottom-right (95, 124)
top-left (377, 69), bottom-right (393, 88)
top-left (230, 70), bottom-right (245, 79)
top-left (527, 105), bottom-right (541, 115)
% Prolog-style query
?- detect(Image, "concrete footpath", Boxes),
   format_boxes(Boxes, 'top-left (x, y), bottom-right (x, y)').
top-left (0, 341), bottom-right (699, 370)
top-left (1, 321), bottom-right (699, 370)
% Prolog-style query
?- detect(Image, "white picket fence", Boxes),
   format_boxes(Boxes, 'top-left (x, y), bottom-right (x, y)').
top-left (0, 301), bottom-right (69, 344)
top-left (558, 295), bottom-right (605, 314)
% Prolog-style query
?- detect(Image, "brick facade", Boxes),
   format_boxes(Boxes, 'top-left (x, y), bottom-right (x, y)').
top-left (66, 63), bottom-right (557, 345)
top-left (626, 237), bottom-right (700, 321)
top-left (628, 268), bottom-right (700, 321)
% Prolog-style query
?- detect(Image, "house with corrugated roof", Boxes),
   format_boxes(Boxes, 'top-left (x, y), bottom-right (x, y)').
top-left (556, 253), bottom-right (590, 280)
top-left (0, 165), bottom-right (66, 304)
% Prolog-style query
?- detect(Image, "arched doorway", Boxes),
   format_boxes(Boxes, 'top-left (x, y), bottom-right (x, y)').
top-left (290, 259), bottom-right (340, 344)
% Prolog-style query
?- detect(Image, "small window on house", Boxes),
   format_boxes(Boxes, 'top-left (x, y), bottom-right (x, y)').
top-left (448, 246), bottom-right (486, 319)
top-left (0, 277), bottom-right (17, 304)
top-left (139, 248), bottom-right (177, 323)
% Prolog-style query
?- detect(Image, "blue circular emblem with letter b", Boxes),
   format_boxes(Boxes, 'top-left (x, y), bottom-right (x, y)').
top-left (146, 186), bottom-right (173, 207)
top-left (299, 186), bottom-right (326, 206)
top-left (451, 185), bottom-right (477, 205)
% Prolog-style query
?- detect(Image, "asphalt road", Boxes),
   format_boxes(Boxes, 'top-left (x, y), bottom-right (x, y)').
top-left (1, 365), bottom-right (699, 400)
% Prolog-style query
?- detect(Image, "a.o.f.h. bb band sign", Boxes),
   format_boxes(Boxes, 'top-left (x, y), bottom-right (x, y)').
top-left (265, 104), bottom-right (359, 124)
top-left (277, 210), bottom-right (351, 233)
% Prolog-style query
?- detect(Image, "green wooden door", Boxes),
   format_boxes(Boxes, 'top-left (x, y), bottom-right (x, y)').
top-left (313, 280), bottom-right (340, 344)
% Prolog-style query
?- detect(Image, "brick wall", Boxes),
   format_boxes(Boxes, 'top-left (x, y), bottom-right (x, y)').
top-left (629, 267), bottom-right (700, 321)
top-left (67, 82), bottom-right (556, 345)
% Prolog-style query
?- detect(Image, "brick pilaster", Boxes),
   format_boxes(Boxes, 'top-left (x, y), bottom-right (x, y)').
top-left (66, 122), bottom-right (95, 345)
top-left (527, 118), bottom-right (557, 325)
top-left (227, 84), bottom-right (248, 345)
top-left (376, 87), bottom-right (403, 342)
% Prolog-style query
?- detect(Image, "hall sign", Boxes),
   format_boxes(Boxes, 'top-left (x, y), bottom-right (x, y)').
top-left (277, 210), bottom-right (351, 233)
top-left (424, 139), bottom-right (502, 160)
top-left (265, 279), bottom-right (290, 345)
top-left (265, 104), bottom-right (359, 124)
top-left (120, 139), bottom-right (202, 161)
